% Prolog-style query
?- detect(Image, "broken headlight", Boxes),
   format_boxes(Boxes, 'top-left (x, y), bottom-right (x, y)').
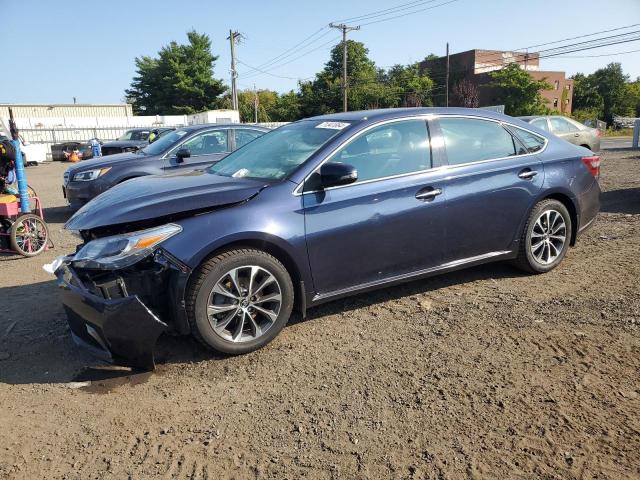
top-left (71, 224), bottom-right (182, 269)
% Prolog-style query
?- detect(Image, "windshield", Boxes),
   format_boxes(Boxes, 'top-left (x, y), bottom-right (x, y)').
top-left (118, 129), bottom-right (150, 141)
top-left (208, 120), bottom-right (349, 180)
top-left (139, 129), bottom-right (190, 155)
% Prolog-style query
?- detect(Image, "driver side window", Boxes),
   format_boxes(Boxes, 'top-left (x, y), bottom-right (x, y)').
top-left (179, 130), bottom-right (229, 156)
top-left (331, 120), bottom-right (431, 183)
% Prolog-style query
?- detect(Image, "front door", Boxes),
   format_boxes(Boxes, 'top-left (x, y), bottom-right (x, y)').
top-left (433, 116), bottom-right (545, 262)
top-left (165, 129), bottom-right (230, 171)
top-left (303, 118), bottom-right (449, 295)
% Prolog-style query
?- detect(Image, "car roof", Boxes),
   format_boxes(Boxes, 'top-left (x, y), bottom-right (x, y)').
top-left (175, 123), bottom-right (270, 132)
top-left (307, 107), bottom-right (518, 124)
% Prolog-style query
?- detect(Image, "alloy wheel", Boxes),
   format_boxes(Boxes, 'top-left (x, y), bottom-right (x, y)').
top-left (206, 265), bottom-right (282, 343)
top-left (530, 209), bottom-right (567, 265)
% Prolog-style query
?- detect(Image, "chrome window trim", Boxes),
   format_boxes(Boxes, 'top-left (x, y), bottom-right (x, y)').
top-left (161, 127), bottom-right (233, 160)
top-left (293, 115), bottom-right (435, 196)
top-left (293, 113), bottom-right (548, 196)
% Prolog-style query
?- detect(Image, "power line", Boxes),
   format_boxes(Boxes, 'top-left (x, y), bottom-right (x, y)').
top-left (240, 0), bottom-right (461, 80)
top-left (422, 30), bottom-right (640, 79)
top-left (513, 23), bottom-right (640, 51)
top-left (253, 28), bottom-right (332, 71)
top-left (359, 0), bottom-right (461, 26)
top-left (335, 0), bottom-right (445, 23)
top-left (241, 36), bottom-right (341, 80)
top-left (545, 48), bottom-right (640, 58)
top-left (237, 59), bottom-right (314, 81)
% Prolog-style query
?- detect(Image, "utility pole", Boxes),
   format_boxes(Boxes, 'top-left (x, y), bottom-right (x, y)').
top-left (445, 42), bottom-right (450, 107)
top-left (329, 22), bottom-right (360, 112)
top-left (253, 83), bottom-right (258, 123)
top-left (227, 30), bottom-right (242, 111)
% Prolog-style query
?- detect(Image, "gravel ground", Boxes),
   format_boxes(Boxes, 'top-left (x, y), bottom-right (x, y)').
top-left (0, 151), bottom-right (639, 479)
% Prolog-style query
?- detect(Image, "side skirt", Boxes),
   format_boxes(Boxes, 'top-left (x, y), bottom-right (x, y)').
top-left (309, 250), bottom-right (515, 307)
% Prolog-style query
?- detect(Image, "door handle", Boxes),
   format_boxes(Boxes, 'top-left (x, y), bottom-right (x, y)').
top-left (574, 133), bottom-right (580, 137)
top-left (518, 170), bottom-right (538, 180)
top-left (415, 187), bottom-right (442, 200)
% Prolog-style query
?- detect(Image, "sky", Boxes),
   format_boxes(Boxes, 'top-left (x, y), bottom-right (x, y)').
top-left (2, 0), bottom-right (640, 104)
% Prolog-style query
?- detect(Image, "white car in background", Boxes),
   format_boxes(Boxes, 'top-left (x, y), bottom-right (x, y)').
top-left (0, 134), bottom-right (48, 166)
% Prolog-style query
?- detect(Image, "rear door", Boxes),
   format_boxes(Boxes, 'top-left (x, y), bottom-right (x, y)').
top-left (549, 117), bottom-right (582, 146)
top-left (432, 116), bottom-right (545, 262)
top-left (164, 129), bottom-right (230, 172)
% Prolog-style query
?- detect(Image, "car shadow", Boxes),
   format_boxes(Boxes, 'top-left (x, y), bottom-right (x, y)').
top-left (0, 263), bottom-right (523, 386)
top-left (158, 262), bottom-right (526, 368)
top-left (43, 205), bottom-right (74, 224)
top-left (600, 187), bottom-right (640, 214)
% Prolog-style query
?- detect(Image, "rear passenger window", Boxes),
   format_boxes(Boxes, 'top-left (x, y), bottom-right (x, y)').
top-left (332, 119), bottom-right (431, 182)
top-left (531, 118), bottom-right (549, 132)
top-left (235, 129), bottom-right (263, 149)
top-left (550, 117), bottom-right (579, 133)
top-left (511, 127), bottom-right (546, 153)
top-left (439, 117), bottom-right (518, 165)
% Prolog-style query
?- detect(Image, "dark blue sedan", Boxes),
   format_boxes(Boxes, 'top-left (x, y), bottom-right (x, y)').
top-left (52, 108), bottom-right (600, 369)
top-left (63, 124), bottom-right (268, 209)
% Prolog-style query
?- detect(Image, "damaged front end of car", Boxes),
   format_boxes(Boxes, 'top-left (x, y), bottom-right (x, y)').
top-left (50, 224), bottom-right (191, 370)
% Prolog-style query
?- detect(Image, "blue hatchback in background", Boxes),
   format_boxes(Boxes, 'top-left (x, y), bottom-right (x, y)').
top-left (51, 108), bottom-right (601, 369)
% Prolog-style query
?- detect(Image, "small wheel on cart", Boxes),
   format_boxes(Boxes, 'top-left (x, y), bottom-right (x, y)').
top-left (10, 214), bottom-right (49, 257)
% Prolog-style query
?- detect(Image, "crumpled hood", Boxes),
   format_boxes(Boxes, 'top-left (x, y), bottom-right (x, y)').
top-left (66, 151), bottom-right (141, 173)
top-left (65, 170), bottom-right (267, 231)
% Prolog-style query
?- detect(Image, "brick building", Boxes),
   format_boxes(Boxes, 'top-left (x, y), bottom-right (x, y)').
top-left (420, 49), bottom-right (574, 114)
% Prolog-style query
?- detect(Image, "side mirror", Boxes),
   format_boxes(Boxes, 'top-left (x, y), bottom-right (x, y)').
top-left (320, 162), bottom-right (357, 189)
top-left (175, 148), bottom-right (191, 163)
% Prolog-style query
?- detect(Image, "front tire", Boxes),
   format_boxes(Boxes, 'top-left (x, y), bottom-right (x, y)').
top-left (513, 199), bottom-right (572, 274)
top-left (186, 248), bottom-right (294, 355)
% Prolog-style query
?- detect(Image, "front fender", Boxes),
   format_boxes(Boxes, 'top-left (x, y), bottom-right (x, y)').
top-left (160, 183), bottom-right (313, 294)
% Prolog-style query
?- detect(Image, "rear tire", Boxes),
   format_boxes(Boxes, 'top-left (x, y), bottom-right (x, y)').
top-left (186, 248), bottom-right (294, 355)
top-left (513, 199), bottom-right (572, 274)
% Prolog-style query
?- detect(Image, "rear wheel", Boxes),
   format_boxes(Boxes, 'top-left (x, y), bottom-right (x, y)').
top-left (186, 249), bottom-right (294, 355)
top-left (513, 199), bottom-right (572, 274)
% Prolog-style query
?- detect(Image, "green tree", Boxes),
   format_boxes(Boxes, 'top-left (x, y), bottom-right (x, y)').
top-left (383, 63), bottom-right (434, 107)
top-left (219, 89), bottom-right (281, 123)
top-left (571, 73), bottom-right (603, 113)
top-left (627, 78), bottom-right (640, 117)
top-left (591, 63), bottom-right (633, 124)
top-left (126, 31), bottom-right (227, 115)
top-left (299, 40), bottom-right (382, 115)
top-left (271, 90), bottom-right (302, 121)
top-left (488, 64), bottom-right (552, 116)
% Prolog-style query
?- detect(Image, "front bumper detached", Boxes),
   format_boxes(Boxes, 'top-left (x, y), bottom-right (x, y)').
top-left (56, 263), bottom-right (168, 370)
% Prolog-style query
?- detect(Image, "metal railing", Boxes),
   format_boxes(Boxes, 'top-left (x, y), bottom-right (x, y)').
top-left (18, 125), bottom-right (182, 146)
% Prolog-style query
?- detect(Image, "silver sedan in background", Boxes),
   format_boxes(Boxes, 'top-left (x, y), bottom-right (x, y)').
top-left (519, 115), bottom-right (601, 152)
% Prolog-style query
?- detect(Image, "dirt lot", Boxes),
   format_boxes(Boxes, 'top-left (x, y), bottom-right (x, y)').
top-left (0, 151), bottom-right (639, 479)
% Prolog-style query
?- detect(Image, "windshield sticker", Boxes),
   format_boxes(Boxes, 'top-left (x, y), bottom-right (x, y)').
top-left (232, 168), bottom-right (250, 178)
top-left (315, 121), bottom-right (350, 130)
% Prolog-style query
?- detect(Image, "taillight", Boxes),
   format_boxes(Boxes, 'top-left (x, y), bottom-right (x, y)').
top-left (581, 156), bottom-right (601, 178)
